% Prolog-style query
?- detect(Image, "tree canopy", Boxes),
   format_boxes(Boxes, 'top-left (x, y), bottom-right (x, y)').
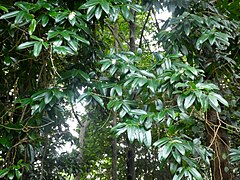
top-left (0, 0), bottom-right (239, 179)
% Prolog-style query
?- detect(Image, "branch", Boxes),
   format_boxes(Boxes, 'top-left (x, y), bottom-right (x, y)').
top-left (139, 9), bottom-right (151, 48)
top-left (105, 21), bottom-right (124, 51)
top-left (70, 102), bottom-right (83, 127)
top-left (151, 8), bottom-right (161, 32)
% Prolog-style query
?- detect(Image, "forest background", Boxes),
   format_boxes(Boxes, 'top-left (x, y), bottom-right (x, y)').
top-left (0, 0), bottom-right (239, 179)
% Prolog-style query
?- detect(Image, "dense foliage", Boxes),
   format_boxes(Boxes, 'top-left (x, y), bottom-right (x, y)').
top-left (0, 0), bottom-right (239, 179)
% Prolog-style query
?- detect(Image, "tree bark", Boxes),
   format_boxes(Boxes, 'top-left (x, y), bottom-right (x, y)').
top-left (127, 141), bottom-right (136, 180)
top-left (206, 109), bottom-right (232, 180)
top-left (111, 113), bottom-right (118, 180)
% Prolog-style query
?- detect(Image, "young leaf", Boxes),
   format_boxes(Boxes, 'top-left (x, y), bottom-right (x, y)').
top-left (0, 5), bottom-right (8, 12)
top-left (0, 168), bottom-right (9, 178)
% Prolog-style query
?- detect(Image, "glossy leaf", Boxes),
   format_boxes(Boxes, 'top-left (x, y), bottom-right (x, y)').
top-left (33, 41), bottom-right (42, 57)
top-left (17, 41), bottom-right (36, 50)
top-left (0, 11), bottom-right (19, 19)
top-left (184, 93), bottom-right (196, 109)
top-left (28, 19), bottom-right (37, 35)
top-left (0, 168), bottom-right (9, 178)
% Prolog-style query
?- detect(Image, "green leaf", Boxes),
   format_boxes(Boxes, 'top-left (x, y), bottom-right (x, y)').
top-left (184, 20), bottom-right (191, 36)
top-left (100, 0), bottom-right (110, 14)
top-left (77, 93), bottom-right (88, 102)
top-left (177, 95), bottom-right (184, 111)
top-left (44, 92), bottom-right (53, 104)
top-left (92, 95), bottom-right (104, 107)
top-left (121, 5), bottom-right (130, 19)
top-left (0, 11), bottom-right (19, 19)
top-left (153, 137), bottom-right (169, 147)
top-left (41, 15), bottom-right (49, 27)
top-left (115, 85), bottom-right (122, 96)
top-left (196, 33), bottom-right (209, 50)
top-left (78, 70), bottom-right (90, 81)
top-left (95, 6), bottom-right (102, 20)
top-left (68, 40), bottom-right (78, 52)
top-left (175, 143), bottom-right (185, 155)
top-left (87, 6), bottom-right (96, 21)
top-left (120, 109), bottom-right (126, 118)
top-left (28, 19), bottom-right (37, 35)
top-left (144, 130), bottom-right (152, 147)
top-left (101, 61), bottom-right (111, 71)
top-left (170, 162), bottom-right (178, 174)
top-left (33, 42), bottom-right (42, 57)
top-left (47, 30), bottom-right (59, 40)
top-left (17, 41), bottom-right (36, 50)
top-left (75, 35), bottom-right (90, 45)
top-left (8, 171), bottom-right (14, 180)
top-left (189, 167), bottom-right (202, 180)
top-left (15, 170), bottom-right (21, 180)
top-left (212, 93), bottom-right (229, 107)
top-left (0, 168), bottom-right (9, 178)
top-left (172, 149), bottom-right (181, 164)
top-left (0, 5), bottom-right (8, 12)
top-left (130, 109), bottom-right (147, 115)
top-left (161, 143), bottom-right (173, 159)
top-left (184, 93), bottom-right (196, 109)
top-left (208, 34), bottom-right (215, 45)
top-left (129, 4), bottom-right (142, 12)
top-left (80, 0), bottom-right (100, 9)
top-left (127, 126), bottom-right (136, 143)
top-left (61, 31), bottom-right (71, 41)
top-left (208, 93), bottom-right (219, 111)
top-left (14, 11), bottom-right (25, 24)
top-left (140, 70), bottom-right (155, 78)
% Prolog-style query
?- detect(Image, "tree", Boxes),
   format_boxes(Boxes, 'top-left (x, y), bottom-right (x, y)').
top-left (0, 0), bottom-right (239, 179)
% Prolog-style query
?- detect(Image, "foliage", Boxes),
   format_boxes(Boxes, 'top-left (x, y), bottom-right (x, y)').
top-left (0, 0), bottom-right (239, 179)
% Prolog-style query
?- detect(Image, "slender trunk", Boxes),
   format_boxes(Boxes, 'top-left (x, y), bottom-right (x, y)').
top-left (206, 110), bottom-right (232, 180)
top-left (78, 120), bottom-right (90, 160)
top-left (111, 113), bottom-right (118, 180)
top-left (111, 23), bottom-right (119, 180)
top-left (126, 9), bottom-right (136, 180)
top-left (75, 120), bottom-right (90, 180)
top-left (40, 140), bottom-right (48, 180)
top-left (127, 141), bottom-right (135, 180)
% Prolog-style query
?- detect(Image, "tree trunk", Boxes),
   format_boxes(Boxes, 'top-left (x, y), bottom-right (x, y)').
top-left (111, 113), bottom-right (118, 180)
top-left (127, 141), bottom-right (136, 180)
top-left (126, 9), bottom-right (136, 180)
top-left (206, 109), bottom-right (232, 180)
top-left (75, 120), bottom-right (90, 180)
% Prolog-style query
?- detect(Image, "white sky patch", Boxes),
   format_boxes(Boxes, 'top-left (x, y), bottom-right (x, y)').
top-left (59, 96), bottom-right (86, 153)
